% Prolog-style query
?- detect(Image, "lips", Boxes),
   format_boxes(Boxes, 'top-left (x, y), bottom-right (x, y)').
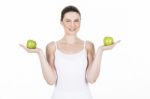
top-left (68, 28), bottom-right (76, 32)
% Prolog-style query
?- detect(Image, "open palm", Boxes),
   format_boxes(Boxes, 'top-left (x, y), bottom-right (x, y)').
top-left (100, 40), bottom-right (121, 51)
top-left (19, 44), bottom-right (42, 53)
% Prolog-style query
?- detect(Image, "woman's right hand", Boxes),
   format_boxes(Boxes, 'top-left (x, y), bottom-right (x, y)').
top-left (19, 44), bottom-right (42, 53)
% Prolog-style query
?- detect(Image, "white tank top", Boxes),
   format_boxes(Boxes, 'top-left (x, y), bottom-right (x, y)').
top-left (51, 41), bottom-right (93, 99)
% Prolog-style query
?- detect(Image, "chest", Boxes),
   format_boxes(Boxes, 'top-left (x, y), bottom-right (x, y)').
top-left (57, 43), bottom-right (84, 54)
top-left (54, 49), bottom-right (88, 74)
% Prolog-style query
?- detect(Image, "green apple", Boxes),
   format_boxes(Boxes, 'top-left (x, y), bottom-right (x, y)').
top-left (103, 36), bottom-right (114, 46)
top-left (26, 40), bottom-right (36, 49)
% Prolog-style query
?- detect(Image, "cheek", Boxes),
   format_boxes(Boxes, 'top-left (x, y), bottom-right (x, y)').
top-left (62, 23), bottom-right (69, 28)
top-left (65, 22), bottom-right (71, 26)
top-left (76, 23), bottom-right (80, 27)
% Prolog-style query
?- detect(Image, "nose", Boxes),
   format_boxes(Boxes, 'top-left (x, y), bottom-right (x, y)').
top-left (70, 21), bottom-right (75, 27)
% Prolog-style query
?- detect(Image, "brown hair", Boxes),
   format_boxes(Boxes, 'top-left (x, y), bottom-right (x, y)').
top-left (61, 5), bottom-right (81, 21)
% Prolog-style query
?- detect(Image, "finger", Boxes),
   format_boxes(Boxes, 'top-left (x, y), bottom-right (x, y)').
top-left (19, 44), bottom-right (29, 51)
top-left (114, 40), bottom-right (121, 45)
top-left (20, 44), bottom-right (27, 49)
top-left (111, 40), bottom-right (120, 48)
top-left (19, 44), bottom-right (24, 48)
top-left (116, 40), bottom-right (121, 43)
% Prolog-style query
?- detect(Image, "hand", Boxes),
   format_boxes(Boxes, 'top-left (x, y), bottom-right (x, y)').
top-left (19, 44), bottom-right (42, 53)
top-left (99, 40), bottom-right (121, 51)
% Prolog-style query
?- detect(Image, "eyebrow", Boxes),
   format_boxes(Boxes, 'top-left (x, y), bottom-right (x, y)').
top-left (65, 19), bottom-right (71, 20)
top-left (65, 18), bottom-right (80, 21)
top-left (74, 19), bottom-right (79, 21)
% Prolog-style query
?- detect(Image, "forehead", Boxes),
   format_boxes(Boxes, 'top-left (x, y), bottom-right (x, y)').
top-left (63, 12), bottom-right (80, 19)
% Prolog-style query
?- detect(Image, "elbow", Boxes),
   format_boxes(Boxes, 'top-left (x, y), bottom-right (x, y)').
top-left (86, 74), bottom-right (97, 84)
top-left (46, 79), bottom-right (56, 85)
top-left (45, 74), bottom-right (57, 85)
top-left (87, 79), bottom-right (96, 84)
top-left (46, 77), bottom-right (57, 85)
top-left (86, 76), bottom-right (96, 84)
top-left (47, 81), bottom-right (55, 85)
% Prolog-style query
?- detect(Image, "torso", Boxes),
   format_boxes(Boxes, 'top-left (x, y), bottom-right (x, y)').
top-left (47, 38), bottom-right (94, 99)
top-left (51, 39), bottom-right (93, 99)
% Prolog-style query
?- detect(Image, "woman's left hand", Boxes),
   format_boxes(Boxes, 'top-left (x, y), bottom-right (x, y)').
top-left (99, 40), bottom-right (121, 51)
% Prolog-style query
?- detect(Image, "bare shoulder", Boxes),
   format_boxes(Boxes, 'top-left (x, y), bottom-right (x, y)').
top-left (46, 41), bottom-right (56, 55)
top-left (85, 40), bottom-right (95, 52)
top-left (85, 40), bottom-right (95, 62)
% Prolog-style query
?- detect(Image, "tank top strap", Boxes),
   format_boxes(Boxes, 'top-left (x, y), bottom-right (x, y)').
top-left (55, 41), bottom-right (58, 49)
top-left (84, 40), bottom-right (86, 49)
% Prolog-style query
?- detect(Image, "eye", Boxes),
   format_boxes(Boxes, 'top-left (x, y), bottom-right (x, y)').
top-left (74, 19), bottom-right (80, 22)
top-left (66, 20), bottom-right (71, 22)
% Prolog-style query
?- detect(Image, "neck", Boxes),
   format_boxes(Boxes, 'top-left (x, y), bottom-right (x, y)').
top-left (62, 35), bottom-right (79, 44)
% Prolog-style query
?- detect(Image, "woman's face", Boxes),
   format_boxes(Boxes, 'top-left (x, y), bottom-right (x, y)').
top-left (61, 12), bottom-right (81, 35)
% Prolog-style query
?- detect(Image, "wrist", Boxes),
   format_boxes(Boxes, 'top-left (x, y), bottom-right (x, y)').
top-left (98, 46), bottom-right (104, 52)
top-left (37, 49), bottom-right (43, 55)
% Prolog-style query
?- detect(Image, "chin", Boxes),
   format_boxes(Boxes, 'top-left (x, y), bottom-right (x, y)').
top-left (66, 30), bottom-right (79, 35)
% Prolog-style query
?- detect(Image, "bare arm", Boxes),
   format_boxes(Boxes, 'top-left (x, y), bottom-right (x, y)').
top-left (86, 40), bottom-right (120, 84)
top-left (19, 42), bottom-right (57, 85)
top-left (38, 45), bottom-right (57, 85)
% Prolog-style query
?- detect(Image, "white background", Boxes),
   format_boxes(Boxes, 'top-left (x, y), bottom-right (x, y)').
top-left (0, 0), bottom-right (150, 99)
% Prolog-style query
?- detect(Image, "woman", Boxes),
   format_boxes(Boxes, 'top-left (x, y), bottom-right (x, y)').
top-left (20, 5), bottom-right (120, 99)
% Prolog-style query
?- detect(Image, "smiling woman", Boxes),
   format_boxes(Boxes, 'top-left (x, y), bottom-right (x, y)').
top-left (19, 5), bottom-right (120, 99)
top-left (60, 6), bottom-right (81, 36)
